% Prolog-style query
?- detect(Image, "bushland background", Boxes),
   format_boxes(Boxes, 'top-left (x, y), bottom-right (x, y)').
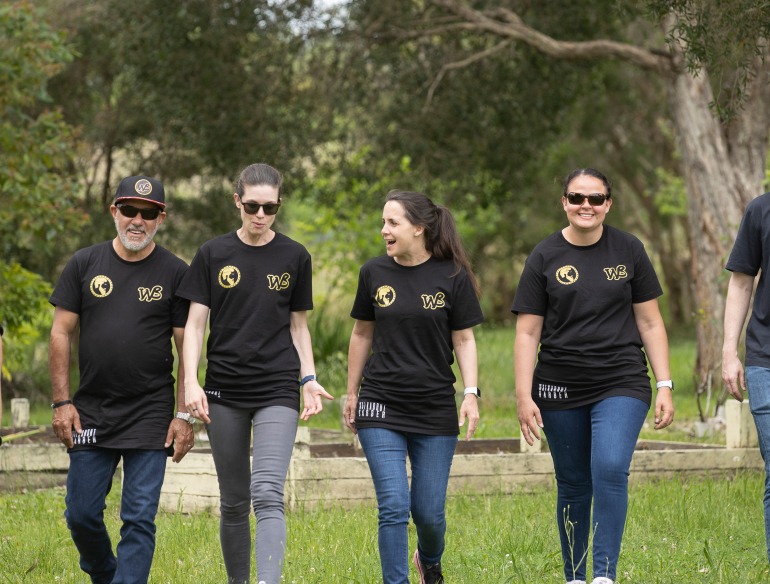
top-left (2, 0), bottom-right (770, 436)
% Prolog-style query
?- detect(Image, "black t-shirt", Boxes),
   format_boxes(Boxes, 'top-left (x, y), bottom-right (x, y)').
top-left (176, 231), bottom-right (313, 410)
top-left (350, 255), bottom-right (484, 435)
top-left (511, 226), bottom-right (662, 410)
top-left (726, 192), bottom-right (770, 368)
top-left (49, 241), bottom-right (189, 450)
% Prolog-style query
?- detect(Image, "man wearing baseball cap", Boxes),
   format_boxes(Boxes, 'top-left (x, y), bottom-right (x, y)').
top-left (49, 176), bottom-right (194, 584)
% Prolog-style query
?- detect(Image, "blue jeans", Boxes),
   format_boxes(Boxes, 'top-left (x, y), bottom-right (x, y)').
top-left (746, 366), bottom-right (770, 565)
top-left (540, 396), bottom-right (648, 582)
top-left (65, 449), bottom-right (168, 584)
top-left (358, 428), bottom-right (457, 584)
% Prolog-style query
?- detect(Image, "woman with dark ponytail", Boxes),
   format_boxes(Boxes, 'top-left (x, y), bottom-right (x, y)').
top-left (345, 191), bottom-right (484, 584)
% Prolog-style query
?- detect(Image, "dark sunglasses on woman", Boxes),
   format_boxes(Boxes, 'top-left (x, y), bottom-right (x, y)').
top-left (238, 195), bottom-right (281, 215)
top-left (565, 192), bottom-right (611, 206)
top-left (116, 204), bottom-right (161, 220)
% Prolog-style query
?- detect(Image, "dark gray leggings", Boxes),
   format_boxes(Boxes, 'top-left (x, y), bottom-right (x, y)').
top-left (206, 403), bottom-right (299, 584)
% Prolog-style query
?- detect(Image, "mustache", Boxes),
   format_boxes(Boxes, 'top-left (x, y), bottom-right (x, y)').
top-left (124, 225), bottom-right (147, 234)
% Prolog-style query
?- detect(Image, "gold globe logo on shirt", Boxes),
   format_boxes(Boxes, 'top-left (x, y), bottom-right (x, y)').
top-left (134, 179), bottom-right (152, 196)
top-left (218, 266), bottom-right (241, 288)
top-left (556, 265), bottom-right (579, 285)
top-left (90, 275), bottom-right (113, 298)
top-left (375, 285), bottom-right (396, 307)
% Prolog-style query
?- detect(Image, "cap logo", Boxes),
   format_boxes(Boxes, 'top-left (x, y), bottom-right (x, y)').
top-left (134, 179), bottom-right (152, 196)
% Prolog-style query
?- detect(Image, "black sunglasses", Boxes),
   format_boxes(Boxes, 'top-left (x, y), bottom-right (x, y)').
top-left (117, 204), bottom-right (161, 220)
top-left (565, 192), bottom-right (610, 206)
top-left (238, 195), bottom-right (281, 215)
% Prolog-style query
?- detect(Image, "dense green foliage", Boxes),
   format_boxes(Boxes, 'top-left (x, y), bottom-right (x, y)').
top-left (0, 2), bottom-right (84, 385)
top-left (1, 473), bottom-right (768, 582)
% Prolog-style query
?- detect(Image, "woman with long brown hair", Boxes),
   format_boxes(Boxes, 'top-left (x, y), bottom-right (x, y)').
top-left (345, 190), bottom-right (484, 584)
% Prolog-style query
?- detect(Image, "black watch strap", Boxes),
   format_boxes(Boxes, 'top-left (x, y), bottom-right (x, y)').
top-left (51, 400), bottom-right (73, 409)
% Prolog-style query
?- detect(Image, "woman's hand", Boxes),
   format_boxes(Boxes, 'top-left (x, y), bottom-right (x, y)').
top-left (517, 396), bottom-right (543, 446)
top-left (343, 393), bottom-right (358, 434)
top-left (185, 382), bottom-right (210, 424)
top-left (301, 379), bottom-right (334, 421)
top-left (459, 394), bottom-right (480, 441)
top-left (654, 387), bottom-right (674, 430)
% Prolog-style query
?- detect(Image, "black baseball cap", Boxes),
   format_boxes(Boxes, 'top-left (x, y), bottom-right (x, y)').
top-left (114, 176), bottom-right (166, 209)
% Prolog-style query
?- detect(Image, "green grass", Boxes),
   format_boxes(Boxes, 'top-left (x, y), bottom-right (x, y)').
top-left (4, 324), bottom-right (723, 446)
top-left (1, 473), bottom-right (768, 582)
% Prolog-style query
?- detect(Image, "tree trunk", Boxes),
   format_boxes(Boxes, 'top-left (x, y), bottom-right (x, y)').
top-left (664, 47), bottom-right (770, 404)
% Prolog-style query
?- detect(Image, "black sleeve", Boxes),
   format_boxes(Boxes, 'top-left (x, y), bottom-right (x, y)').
top-left (449, 269), bottom-right (484, 330)
top-left (350, 266), bottom-right (375, 321)
top-left (290, 248), bottom-right (314, 311)
top-left (631, 240), bottom-right (663, 303)
top-left (49, 254), bottom-right (83, 314)
top-left (726, 201), bottom-right (762, 276)
top-left (511, 252), bottom-right (547, 316)
top-left (176, 245), bottom-right (211, 307)
top-left (171, 263), bottom-right (190, 328)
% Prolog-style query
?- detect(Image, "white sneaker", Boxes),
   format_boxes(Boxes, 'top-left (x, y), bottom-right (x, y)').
top-left (591, 579), bottom-right (613, 584)
top-left (567, 581), bottom-right (587, 584)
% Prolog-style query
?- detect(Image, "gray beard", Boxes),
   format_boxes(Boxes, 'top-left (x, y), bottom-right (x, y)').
top-left (114, 215), bottom-right (158, 251)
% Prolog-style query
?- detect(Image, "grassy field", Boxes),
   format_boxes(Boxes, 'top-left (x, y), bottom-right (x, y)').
top-left (0, 472), bottom-right (768, 583)
top-left (4, 324), bottom-right (724, 445)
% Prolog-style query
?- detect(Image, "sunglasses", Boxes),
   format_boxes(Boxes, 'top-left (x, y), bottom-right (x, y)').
top-left (117, 204), bottom-right (161, 220)
top-left (565, 192), bottom-right (610, 206)
top-left (238, 195), bottom-right (281, 215)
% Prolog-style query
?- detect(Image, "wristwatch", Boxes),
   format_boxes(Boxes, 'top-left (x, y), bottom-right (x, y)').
top-left (175, 412), bottom-right (195, 426)
top-left (300, 374), bottom-right (317, 386)
top-left (464, 387), bottom-right (481, 398)
top-left (656, 380), bottom-right (674, 391)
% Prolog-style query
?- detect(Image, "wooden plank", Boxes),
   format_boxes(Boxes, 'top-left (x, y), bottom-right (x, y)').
top-left (159, 446), bottom-right (767, 513)
top-left (0, 444), bottom-right (69, 471)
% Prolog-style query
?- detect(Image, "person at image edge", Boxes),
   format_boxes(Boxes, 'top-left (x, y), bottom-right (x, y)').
top-left (722, 186), bottom-right (770, 566)
top-left (48, 176), bottom-right (193, 584)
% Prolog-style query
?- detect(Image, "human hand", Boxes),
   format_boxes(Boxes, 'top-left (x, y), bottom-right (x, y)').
top-left (654, 388), bottom-right (675, 430)
top-left (517, 397), bottom-right (543, 446)
top-left (459, 394), bottom-right (480, 441)
top-left (185, 383), bottom-right (210, 423)
top-left (722, 351), bottom-right (746, 402)
top-left (166, 418), bottom-right (194, 463)
top-left (301, 380), bottom-right (334, 421)
top-left (343, 393), bottom-right (358, 435)
top-left (52, 404), bottom-right (81, 448)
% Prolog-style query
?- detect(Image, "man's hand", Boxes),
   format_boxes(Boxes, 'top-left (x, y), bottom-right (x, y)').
top-left (722, 351), bottom-right (747, 402)
top-left (165, 418), bottom-right (194, 463)
top-left (52, 404), bottom-right (82, 448)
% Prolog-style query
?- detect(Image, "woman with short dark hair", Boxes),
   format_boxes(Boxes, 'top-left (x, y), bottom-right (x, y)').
top-left (345, 190), bottom-right (484, 584)
top-left (512, 168), bottom-right (674, 584)
top-left (179, 163), bottom-right (332, 584)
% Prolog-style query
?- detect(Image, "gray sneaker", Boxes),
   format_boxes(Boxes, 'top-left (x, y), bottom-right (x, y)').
top-left (413, 549), bottom-right (444, 584)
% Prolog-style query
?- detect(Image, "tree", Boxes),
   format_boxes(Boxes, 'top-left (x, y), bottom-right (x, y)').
top-left (0, 1), bottom-right (85, 384)
top-left (365, 0), bottom-right (770, 406)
